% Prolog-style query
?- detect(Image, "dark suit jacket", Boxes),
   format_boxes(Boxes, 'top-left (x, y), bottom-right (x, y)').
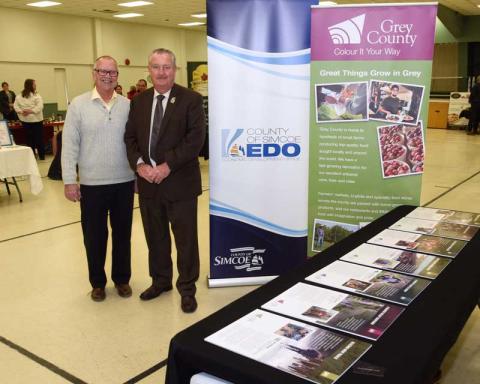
top-left (0, 90), bottom-right (15, 117)
top-left (125, 84), bottom-right (206, 200)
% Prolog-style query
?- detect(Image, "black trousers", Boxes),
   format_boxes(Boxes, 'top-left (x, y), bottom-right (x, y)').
top-left (468, 103), bottom-right (480, 133)
top-left (22, 121), bottom-right (45, 159)
top-left (139, 195), bottom-right (199, 297)
top-left (80, 181), bottom-right (134, 288)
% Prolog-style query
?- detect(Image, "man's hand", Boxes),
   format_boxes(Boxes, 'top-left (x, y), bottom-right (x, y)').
top-left (152, 162), bottom-right (171, 184)
top-left (64, 184), bottom-right (81, 202)
top-left (137, 163), bottom-right (155, 183)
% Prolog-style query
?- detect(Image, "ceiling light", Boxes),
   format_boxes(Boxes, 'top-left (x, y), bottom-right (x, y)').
top-left (191, 13), bottom-right (207, 18)
top-left (118, 1), bottom-right (153, 7)
top-left (318, 1), bottom-right (337, 5)
top-left (178, 22), bottom-right (205, 27)
top-left (27, 1), bottom-right (62, 7)
top-left (114, 13), bottom-right (144, 18)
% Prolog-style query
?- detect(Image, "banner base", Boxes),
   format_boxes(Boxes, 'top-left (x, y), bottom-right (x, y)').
top-left (207, 275), bottom-right (277, 288)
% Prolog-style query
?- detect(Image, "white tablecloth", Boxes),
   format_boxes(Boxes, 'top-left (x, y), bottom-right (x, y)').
top-left (0, 145), bottom-right (43, 195)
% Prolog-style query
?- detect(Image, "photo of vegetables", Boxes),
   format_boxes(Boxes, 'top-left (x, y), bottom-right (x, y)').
top-left (377, 122), bottom-right (425, 178)
top-left (315, 82), bottom-right (368, 123)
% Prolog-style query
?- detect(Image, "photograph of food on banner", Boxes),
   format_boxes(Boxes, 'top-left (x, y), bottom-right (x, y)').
top-left (377, 122), bottom-right (425, 178)
top-left (368, 80), bottom-right (425, 125)
top-left (312, 219), bottom-right (359, 252)
top-left (315, 82), bottom-right (368, 123)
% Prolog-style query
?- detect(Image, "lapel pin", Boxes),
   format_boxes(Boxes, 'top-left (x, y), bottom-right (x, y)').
top-left (170, 97), bottom-right (176, 104)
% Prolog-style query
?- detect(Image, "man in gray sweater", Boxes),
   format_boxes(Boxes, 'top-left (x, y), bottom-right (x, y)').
top-left (61, 56), bottom-right (135, 301)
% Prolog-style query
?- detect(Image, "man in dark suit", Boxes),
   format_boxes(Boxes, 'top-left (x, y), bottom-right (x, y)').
top-left (0, 82), bottom-right (17, 121)
top-left (125, 48), bottom-right (206, 313)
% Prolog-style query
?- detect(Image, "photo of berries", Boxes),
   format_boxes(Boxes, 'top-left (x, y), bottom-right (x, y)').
top-left (377, 122), bottom-right (425, 178)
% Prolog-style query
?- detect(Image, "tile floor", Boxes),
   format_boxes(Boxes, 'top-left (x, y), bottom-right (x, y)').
top-left (0, 128), bottom-right (479, 383)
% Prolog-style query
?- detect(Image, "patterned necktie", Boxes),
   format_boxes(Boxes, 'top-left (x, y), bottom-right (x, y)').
top-left (150, 94), bottom-right (165, 162)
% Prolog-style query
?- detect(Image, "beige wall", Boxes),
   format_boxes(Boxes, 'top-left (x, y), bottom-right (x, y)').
top-left (0, 7), bottom-right (207, 105)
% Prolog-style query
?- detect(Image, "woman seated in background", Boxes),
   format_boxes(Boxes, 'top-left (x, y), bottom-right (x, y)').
top-left (47, 129), bottom-right (62, 180)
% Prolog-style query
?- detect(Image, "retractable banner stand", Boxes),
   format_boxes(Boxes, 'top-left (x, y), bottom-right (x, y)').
top-left (208, 0), bottom-right (317, 287)
top-left (308, 3), bottom-right (437, 256)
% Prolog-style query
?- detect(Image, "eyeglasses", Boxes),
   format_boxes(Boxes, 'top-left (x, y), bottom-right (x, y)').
top-left (94, 69), bottom-right (119, 77)
top-left (149, 64), bottom-right (174, 71)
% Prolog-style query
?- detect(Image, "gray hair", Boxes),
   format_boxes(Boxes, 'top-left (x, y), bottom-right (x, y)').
top-left (93, 55), bottom-right (118, 70)
top-left (148, 48), bottom-right (177, 67)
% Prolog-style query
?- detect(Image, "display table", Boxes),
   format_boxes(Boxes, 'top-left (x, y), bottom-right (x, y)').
top-left (0, 145), bottom-right (43, 201)
top-left (166, 205), bottom-right (480, 384)
top-left (8, 121), bottom-right (64, 147)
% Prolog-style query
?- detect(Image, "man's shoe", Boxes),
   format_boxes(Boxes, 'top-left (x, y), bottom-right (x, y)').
top-left (115, 284), bottom-right (132, 298)
top-left (181, 295), bottom-right (198, 313)
top-left (139, 285), bottom-right (172, 301)
top-left (91, 288), bottom-right (106, 302)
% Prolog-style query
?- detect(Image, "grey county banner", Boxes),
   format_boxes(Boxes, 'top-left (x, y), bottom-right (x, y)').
top-left (308, 3), bottom-right (437, 255)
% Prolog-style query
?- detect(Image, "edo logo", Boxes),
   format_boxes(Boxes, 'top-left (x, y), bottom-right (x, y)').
top-left (328, 14), bottom-right (366, 45)
top-left (221, 128), bottom-right (301, 160)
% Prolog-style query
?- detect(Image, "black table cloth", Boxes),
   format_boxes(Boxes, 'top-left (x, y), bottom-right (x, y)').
top-left (166, 205), bottom-right (480, 384)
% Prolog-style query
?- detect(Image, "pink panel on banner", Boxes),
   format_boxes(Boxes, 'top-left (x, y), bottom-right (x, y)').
top-left (311, 5), bottom-right (437, 61)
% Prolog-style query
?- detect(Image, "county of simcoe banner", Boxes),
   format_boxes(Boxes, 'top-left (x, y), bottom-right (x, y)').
top-left (308, 3), bottom-right (437, 256)
top-left (208, 0), bottom-right (317, 286)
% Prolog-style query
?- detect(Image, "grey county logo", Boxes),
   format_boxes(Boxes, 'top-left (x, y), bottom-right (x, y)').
top-left (213, 247), bottom-right (265, 272)
top-left (328, 14), bottom-right (366, 45)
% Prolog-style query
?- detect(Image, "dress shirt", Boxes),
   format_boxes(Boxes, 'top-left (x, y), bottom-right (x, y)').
top-left (137, 88), bottom-right (171, 167)
top-left (91, 87), bottom-right (118, 111)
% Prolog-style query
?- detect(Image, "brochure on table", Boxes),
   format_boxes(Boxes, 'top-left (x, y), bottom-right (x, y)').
top-left (406, 207), bottom-right (480, 227)
top-left (390, 217), bottom-right (479, 241)
top-left (368, 229), bottom-right (467, 258)
top-left (306, 260), bottom-right (430, 306)
top-left (341, 243), bottom-right (450, 279)
top-left (262, 282), bottom-right (404, 341)
top-left (205, 309), bottom-right (371, 384)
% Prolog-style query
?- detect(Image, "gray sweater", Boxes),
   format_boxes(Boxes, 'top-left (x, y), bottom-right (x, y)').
top-left (61, 91), bottom-right (134, 185)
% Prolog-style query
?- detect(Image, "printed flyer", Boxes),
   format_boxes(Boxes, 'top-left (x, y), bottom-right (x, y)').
top-left (447, 92), bottom-right (470, 128)
top-left (306, 260), bottom-right (430, 306)
top-left (205, 309), bottom-right (371, 384)
top-left (390, 217), bottom-right (479, 241)
top-left (341, 243), bottom-right (450, 279)
top-left (262, 282), bottom-right (404, 340)
top-left (368, 229), bottom-right (467, 258)
top-left (406, 207), bottom-right (480, 227)
top-left (307, 4), bottom-right (437, 255)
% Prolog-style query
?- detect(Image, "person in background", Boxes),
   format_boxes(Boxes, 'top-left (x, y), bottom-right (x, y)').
top-left (13, 79), bottom-right (45, 159)
top-left (127, 85), bottom-right (137, 100)
top-left (125, 48), bottom-right (206, 313)
top-left (467, 75), bottom-right (480, 135)
top-left (0, 82), bottom-right (17, 121)
top-left (62, 56), bottom-right (135, 302)
top-left (115, 84), bottom-right (123, 95)
top-left (47, 129), bottom-right (62, 180)
top-left (136, 79), bottom-right (148, 94)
